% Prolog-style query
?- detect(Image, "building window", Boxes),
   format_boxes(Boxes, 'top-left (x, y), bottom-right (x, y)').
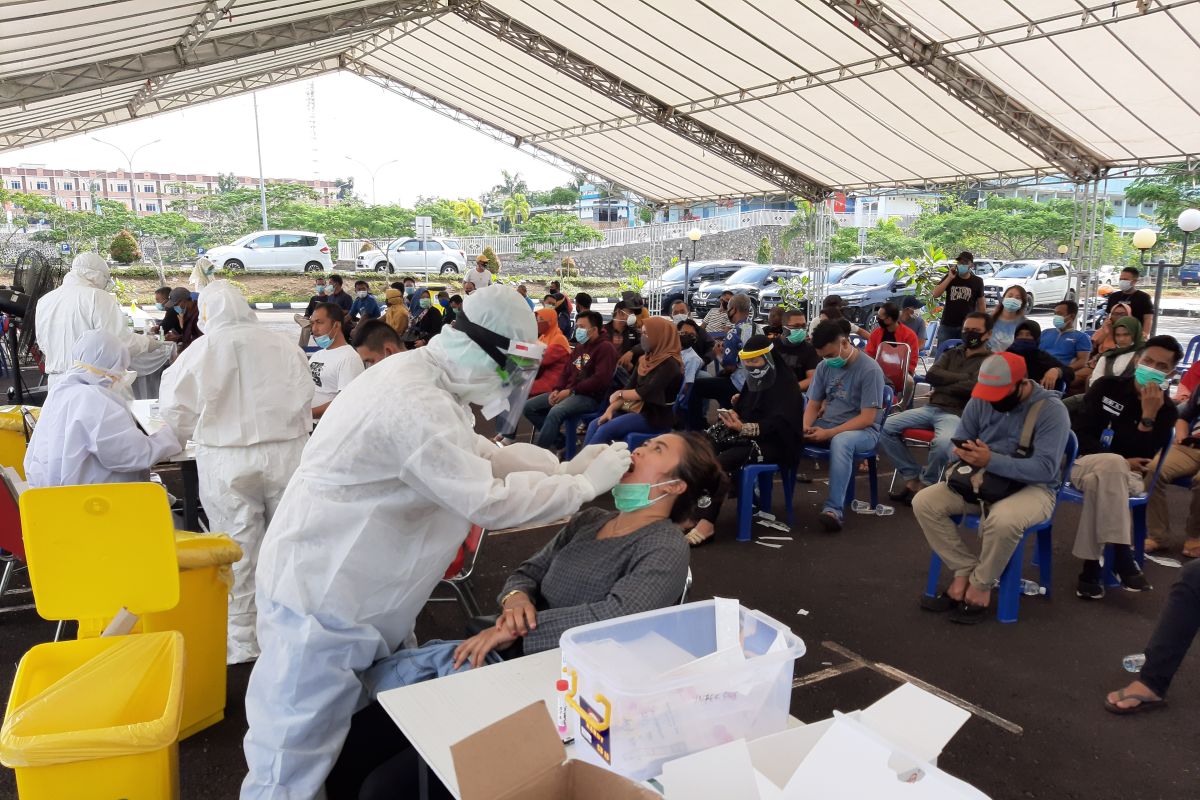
top-left (145, 203), bottom-right (157, 212)
top-left (35, 181), bottom-right (49, 190)
top-left (8, 181), bottom-right (20, 190)
top-left (143, 184), bottom-right (155, 193)
top-left (62, 181), bottom-right (73, 190)
top-left (115, 183), bottom-right (128, 192)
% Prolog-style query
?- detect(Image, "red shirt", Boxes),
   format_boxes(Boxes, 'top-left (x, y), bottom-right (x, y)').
top-left (866, 322), bottom-right (920, 373)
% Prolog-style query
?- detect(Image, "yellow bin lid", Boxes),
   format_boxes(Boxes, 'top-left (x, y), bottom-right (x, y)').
top-left (20, 484), bottom-right (180, 621)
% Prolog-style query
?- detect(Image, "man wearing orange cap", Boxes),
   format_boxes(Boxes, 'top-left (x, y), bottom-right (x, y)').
top-left (913, 352), bottom-right (1070, 624)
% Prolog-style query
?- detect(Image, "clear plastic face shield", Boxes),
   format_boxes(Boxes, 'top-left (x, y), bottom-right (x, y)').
top-left (452, 311), bottom-right (545, 436)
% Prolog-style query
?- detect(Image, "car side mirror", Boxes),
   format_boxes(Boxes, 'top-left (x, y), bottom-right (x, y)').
top-left (245, 243), bottom-right (255, 249)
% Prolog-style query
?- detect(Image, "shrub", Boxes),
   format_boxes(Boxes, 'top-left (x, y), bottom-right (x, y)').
top-left (756, 236), bottom-right (772, 264)
top-left (557, 256), bottom-right (579, 278)
top-left (109, 229), bottom-right (141, 264)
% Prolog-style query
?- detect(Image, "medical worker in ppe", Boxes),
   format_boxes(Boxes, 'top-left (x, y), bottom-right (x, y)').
top-left (241, 284), bottom-right (632, 800)
top-left (159, 280), bottom-right (314, 664)
top-left (36, 252), bottom-right (161, 388)
top-left (24, 329), bottom-right (181, 487)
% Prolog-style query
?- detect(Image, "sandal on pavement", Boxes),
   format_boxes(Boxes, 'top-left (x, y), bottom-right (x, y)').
top-left (1183, 539), bottom-right (1200, 559)
top-left (1143, 537), bottom-right (1167, 554)
top-left (949, 601), bottom-right (989, 625)
top-left (920, 593), bottom-right (959, 612)
top-left (1104, 688), bottom-right (1167, 716)
top-left (684, 527), bottom-right (715, 547)
top-left (817, 511), bottom-right (843, 533)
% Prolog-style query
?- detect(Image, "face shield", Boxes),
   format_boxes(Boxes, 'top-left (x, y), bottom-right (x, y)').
top-left (452, 310), bottom-right (545, 436)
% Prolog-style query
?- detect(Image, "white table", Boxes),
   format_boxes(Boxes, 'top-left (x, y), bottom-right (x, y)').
top-left (130, 399), bottom-right (200, 529)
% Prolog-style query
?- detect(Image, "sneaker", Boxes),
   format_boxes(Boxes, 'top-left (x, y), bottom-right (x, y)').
top-left (1076, 579), bottom-right (1105, 600)
top-left (1118, 570), bottom-right (1153, 593)
top-left (817, 510), bottom-right (843, 532)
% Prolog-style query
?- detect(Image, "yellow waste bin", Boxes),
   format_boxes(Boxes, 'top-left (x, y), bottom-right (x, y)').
top-left (79, 531), bottom-right (243, 739)
top-left (0, 405), bottom-right (37, 479)
top-left (0, 630), bottom-right (185, 800)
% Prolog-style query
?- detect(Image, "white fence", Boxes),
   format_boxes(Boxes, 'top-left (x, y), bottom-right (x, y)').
top-left (335, 209), bottom-right (920, 261)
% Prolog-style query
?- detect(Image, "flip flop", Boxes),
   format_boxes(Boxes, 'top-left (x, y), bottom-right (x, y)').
top-left (888, 487), bottom-right (916, 506)
top-left (949, 601), bottom-right (989, 625)
top-left (920, 593), bottom-right (959, 612)
top-left (684, 527), bottom-right (715, 547)
top-left (1183, 540), bottom-right (1200, 559)
top-left (1104, 688), bottom-right (1167, 716)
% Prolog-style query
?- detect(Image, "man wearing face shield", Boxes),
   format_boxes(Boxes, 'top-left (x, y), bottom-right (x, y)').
top-left (240, 284), bottom-right (633, 800)
top-left (158, 280), bottom-right (315, 664)
top-left (24, 330), bottom-right (181, 487)
top-left (35, 252), bottom-right (161, 388)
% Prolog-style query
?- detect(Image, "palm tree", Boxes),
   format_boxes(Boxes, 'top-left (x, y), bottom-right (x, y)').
top-left (462, 197), bottom-right (484, 223)
top-left (499, 170), bottom-right (527, 198)
top-left (502, 193), bottom-right (531, 228)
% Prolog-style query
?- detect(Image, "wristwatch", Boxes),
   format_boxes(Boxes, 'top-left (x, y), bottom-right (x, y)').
top-left (1139, 417), bottom-right (1155, 428)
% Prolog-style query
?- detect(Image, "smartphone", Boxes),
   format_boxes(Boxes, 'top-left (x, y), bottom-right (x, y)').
top-left (717, 408), bottom-right (732, 415)
top-left (951, 437), bottom-right (970, 448)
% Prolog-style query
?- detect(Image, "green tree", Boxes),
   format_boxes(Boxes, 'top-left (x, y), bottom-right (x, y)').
top-left (619, 255), bottom-right (651, 294)
top-left (911, 196), bottom-right (1076, 259)
top-left (756, 236), bottom-right (772, 264)
top-left (1125, 163), bottom-right (1200, 242)
top-left (515, 212), bottom-right (602, 261)
top-left (502, 193), bottom-right (531, 229)
top-left (216, 172), bottom-right (239, 193)
top-left (830, 226), bottom-right (861, 261)
top-left (109, 229), bottom-right (141, 264)
top-left (452, 198), bottom-right (485, 224)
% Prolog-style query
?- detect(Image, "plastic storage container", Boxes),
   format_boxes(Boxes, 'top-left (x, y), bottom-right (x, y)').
top-left (560, 599), bottom-right (805, 781)
top-left (78, 531), bottom-right (241, 739)
top-left (0, 631), bottom-right (184, 800)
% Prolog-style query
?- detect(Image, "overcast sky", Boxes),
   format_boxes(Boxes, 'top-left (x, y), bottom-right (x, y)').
top-left (0, 72), bottom-right (571, 206)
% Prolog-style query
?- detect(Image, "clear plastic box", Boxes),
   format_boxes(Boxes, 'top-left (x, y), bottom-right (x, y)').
top-left (559, 600), bottom-right (805, 781)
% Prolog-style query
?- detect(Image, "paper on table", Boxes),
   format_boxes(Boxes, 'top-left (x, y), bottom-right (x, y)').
top-left (859, 683), bottom-right (970, 765)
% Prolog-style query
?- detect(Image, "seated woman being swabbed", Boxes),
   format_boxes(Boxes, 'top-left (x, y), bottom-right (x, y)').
top-left (326, 431), bottom-right (726, 800)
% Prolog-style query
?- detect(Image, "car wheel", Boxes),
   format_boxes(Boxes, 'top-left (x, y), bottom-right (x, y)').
top-left (374, 261), bottom-right (389, 272)
top-left (225, 259), bottom-right (244, 272)
top-left (1025, 293), bottom-right (1035, 313)
top-left (440, 263), bottom-right (459, 275)
top-left (304, 261), bottom-right (323, 273)
top-left (747, 298), bottom-right (758, 320)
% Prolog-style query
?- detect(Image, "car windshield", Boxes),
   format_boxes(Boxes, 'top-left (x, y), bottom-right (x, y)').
top-left (443, 239), bottom-right (460, 250)
top-left (827, 266), bottom-right (851, 283)
top-left (995, 263), bottom-right (1037, 278)
top-left (839, 265), bottom-right (900, 286)
top-left (725, 266), bottom-right (772, 285)
top-left (660, 265), bottom-right (690, 282)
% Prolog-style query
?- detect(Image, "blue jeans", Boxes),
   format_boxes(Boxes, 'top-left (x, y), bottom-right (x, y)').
top-left (523, 393), bottom-right (600, 450)
top-left (878, 405), bottom-right (961, 486)
top-left (825, 427), bottom-right (880, 515)
top-left (584, 412), bottom-right (661, 446)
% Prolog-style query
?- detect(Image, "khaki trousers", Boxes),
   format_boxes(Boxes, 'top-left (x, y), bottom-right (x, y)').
top-left (1069, 453), bottom-right (1144, 561)
top-left (1146, 445), bottom-right (1200, 545)
top-left (914, 482), bottom-right (1057, 592)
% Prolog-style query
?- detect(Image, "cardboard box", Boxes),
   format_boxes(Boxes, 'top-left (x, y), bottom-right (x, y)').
top-left (451, 702), bottom-right (659, 800)
top-left (660, 683), bottom-right (990, 800)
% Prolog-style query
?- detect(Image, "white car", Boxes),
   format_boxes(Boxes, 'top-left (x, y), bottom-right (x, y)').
top-left (205, 230), bottom-right (332, 273)
top-left (983, 259), bottom-right (1074, 310)
top-left (355, 237), bottom-right (466, 276)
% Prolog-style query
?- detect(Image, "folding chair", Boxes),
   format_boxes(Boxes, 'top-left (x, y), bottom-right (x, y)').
top-left (925, 433), bottom-right (1078, 623)
top-left (1181, 334), bottom-right (1200, 370)
top-left (874, 341), bottom-right (912, 410)
top-left (849, 333), bottom-right (868, 350)
top-left (433, 524), bottom-right (487, 619)
top-left (918, 320), bottom-right (939, 370)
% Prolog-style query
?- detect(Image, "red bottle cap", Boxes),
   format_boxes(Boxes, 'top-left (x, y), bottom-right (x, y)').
top-left (556, 679), bottom-right (569, 691)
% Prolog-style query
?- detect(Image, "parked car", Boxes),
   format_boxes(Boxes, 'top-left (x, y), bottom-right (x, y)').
top-left (1180, 263), bottom-right (1200, 287)
top-left (693, 264), bottom-right (807, 319)
top-left (205, 230), bottom-right (332, 273)
top-left (757, 262), bottom-right (873, 315)
top-left (983, 259), bottom-right (1074, 310)
top-left (823, 263), bottom-right (914, 326)
top-left (644, 259), bottom-right (752, 314)
top-left (356, 237), bottom-right (466, 276)
top-left (935, 258), bottom-right (1002, 279)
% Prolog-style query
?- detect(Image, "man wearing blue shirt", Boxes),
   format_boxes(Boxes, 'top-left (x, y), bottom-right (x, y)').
top-left (1039, 300), bottom-right (1091, 392)
top-left (805, 320), bottom-right (887, 532)
top-left (349, 280), bottom-right (382, 322)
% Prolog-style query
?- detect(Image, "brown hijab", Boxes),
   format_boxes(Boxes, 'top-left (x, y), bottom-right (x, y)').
top-left (637, 316), bottom-right (683, 376)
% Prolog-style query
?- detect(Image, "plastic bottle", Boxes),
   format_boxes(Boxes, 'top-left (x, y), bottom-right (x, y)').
top-left (555, 678), bottom-right (569, 736)
top-left (1019, 579), bottom-right (1047, 596)
top-left (851, 500), bottom-right (894, 516)
top-left (1122, 654), bottom-right (1146, 673)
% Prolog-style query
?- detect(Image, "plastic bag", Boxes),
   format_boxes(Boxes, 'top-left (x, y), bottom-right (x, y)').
top-left (174, 530), bottom-right (242, 570)
top-left (0, 631), bottom-right (184, 767)
top-left (0, 405), bottom-right (38, 433)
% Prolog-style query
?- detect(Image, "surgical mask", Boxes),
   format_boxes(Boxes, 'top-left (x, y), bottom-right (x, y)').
top-left (314, 333), bottom-right (334, 349)
top-left (679, 332), bottom-right (696, 349)
top-left (1118, 279), bottom-right (1133, 292)
top-left (611, 479), bottom-right (679, 513)
top-left (314, 284), bottom-right (324, 292)
top-left (1134, 364), bottom-right (1167, 387)
top-left (991, 387), bottom-right (1023, 413)
top-left (672, 313), bottom-right (688, 323)
top-left (357, 290), bottom-right (368, 299)
top-left (154, 302), bottom-right (164, 311)
top-left (173, 305), bottom-right (184, 315)
top-left (1001, 297), bottom-right (1022, 313)
top-left (1052, 315), bottom-right (1066, 330)
top-left (786, 327), bottom-right (807, 344)
top-left (574, 327), bottom-right (590, 344)
top-left (324, 285), bottom-right (336, 296)
top-left (956, 265), bottom-right (970, 276)
top-left (962, 331), bottom-right (985, 349)
top-left (823, 343), bottom-right (849, 369)
top-left (404, 286), bottom-right (415, 296)
top-left (1009, 339), bottom-right (1037, 354)
top-left (419, 298), bottom-right (431, 309)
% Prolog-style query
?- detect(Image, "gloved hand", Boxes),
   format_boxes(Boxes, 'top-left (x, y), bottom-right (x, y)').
top-left (579, 443), bottom-right (633, 500)
top-left (558, 442), bottom-right (628, 476)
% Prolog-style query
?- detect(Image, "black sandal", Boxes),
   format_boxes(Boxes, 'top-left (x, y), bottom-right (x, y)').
top-left (920, 593), bottom-right (959, 612)
top-left (949, 601), bottom-right (989, 624)
top-left (888, 487), bottom-right (916, 506)
top-left (1104, 688), bottom-right (1167, 715)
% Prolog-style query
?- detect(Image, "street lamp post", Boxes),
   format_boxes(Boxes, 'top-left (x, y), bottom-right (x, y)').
top-left (90, 136), bottom-right (160, 217)
top-left (1132, 208), bottom-right (1200, 336)
top-left (345, 156), bottom-right (398, 206)
top-left (685, 228), bottom-right (702, 310)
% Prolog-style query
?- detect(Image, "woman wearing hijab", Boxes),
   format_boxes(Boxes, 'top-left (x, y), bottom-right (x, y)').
top-left (406, 288), bottom-right (443, 347)
top-left (1091, 301), bottom-right (1133, 355)
top-left (584, 316), bottom-right (683, 446)
top-left (529, 307), bottom-right (572, 398)
top-left (684, 334), bottom-right (804, 545)
top-left (1008, 319), bottom-right (1074, 389)
top-left (1089, 315), bottom-right (1143, 386)
top-left (382, 287), bottom-right (411, 340)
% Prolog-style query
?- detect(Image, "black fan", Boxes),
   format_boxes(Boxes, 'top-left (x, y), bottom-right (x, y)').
top-left (1, 249), bottom-right (66, 403)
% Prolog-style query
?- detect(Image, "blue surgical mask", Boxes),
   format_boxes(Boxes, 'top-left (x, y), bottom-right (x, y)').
top-left (154, 302), bottom-right (164, 311)
top-left (173, 305), bottom-right (184, 315)
top-left (611, 479), bottom-right (678, 513)
top-left (314, 333), bottom-right (334, 349)
top-left (574, 327), bottom-right (589, 344)
top-left (1134, 364), bottom-right (1167, 387)
top-left (404, 286), bottom-right (415, 296)
top-left (956, 265), bottom-right (970, 276)
top-left (324, 285), bottom-right (336, 296)
top-left (1001, 297), bottom-right (1023, 313)
top-left (1052, 315), bottom-right (1066, 330)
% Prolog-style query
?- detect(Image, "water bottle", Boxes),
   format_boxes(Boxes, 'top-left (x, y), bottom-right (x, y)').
top-left (852, 500), bottom-right (895, 516)
top-left (1020, 579), bottom-right (1047, 596)
top-left (1122, 654), bottom-right (1146, 673)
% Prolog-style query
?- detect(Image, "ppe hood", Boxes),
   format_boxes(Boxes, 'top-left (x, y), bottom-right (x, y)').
top-left (198, 280), bottom-right (256, 334)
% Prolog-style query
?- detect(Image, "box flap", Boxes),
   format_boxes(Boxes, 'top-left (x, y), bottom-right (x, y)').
top-left (566, 760), bottom-right (660, 799)
top-left (860, 683), bottom-right (970, 763)
top-left (746, 719), bottom-right (834, 790)
top-left (451, 702), bottom-right (564, 800)
top-left (661, 739), bottom-right (762, 800)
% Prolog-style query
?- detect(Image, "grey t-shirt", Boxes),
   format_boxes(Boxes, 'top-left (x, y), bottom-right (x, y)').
top-left (806, 350), bottom-right (886, 429)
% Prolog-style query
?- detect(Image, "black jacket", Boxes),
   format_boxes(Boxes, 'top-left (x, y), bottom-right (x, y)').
top-left (1076, 376), bottom-right (1177, 458)
top-left (925, 345), bottom-right (990, 414)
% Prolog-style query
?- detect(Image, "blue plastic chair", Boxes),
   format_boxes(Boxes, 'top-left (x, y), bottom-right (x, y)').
top-left (1057, 430), bottom-right (1174, 588)
top-left (734, 463), bottom-right (796, 542)
top-left (625, 432), bottom-right (656, 450)
top-left (1181, 334), bottom-right (1200, 369)
top-left (934, 338), bottom-right (962, 358)
top-left (561, 410), bottom-right (603, 460)
top-left (849, 334), bottom-right (868, 350)
top-left (925, 432), bottom-right (1078, 624)
top-left (801, 386), bottom-right (894, 512)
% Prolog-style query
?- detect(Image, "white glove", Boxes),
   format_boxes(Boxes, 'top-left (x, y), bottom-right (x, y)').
top-left (579, 443), bottom-right (633, 500)
top-left (558, 442), bottom-right (627, 476)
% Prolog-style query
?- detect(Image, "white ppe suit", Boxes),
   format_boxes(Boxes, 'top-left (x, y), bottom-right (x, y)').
top-left (35, 252), bottom-right (159, 388)
top-left (24, 329), bottom-right (180, 487)
top-left (159, 280), bottom-right (314, 664)
top-left (241, 284), bottom-right (631, 800)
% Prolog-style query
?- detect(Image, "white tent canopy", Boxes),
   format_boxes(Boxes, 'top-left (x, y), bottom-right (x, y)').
top-left (2, 0), bottom-right (1198, 203)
